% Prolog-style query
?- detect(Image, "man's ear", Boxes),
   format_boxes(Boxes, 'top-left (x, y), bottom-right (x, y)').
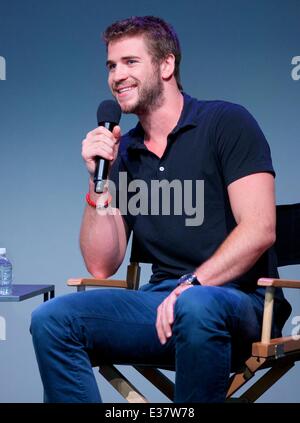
top-left (161, 54), bottom-right (176, 81)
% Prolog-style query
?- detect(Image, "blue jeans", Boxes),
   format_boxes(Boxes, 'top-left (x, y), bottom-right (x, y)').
top-left (30, 279), bottom-right (265, 403)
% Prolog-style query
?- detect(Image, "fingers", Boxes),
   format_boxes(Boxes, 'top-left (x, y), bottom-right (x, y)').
top-left (84, 138), bottom-right (114, 160)
top-left (112, 125), bottom-right (121, 142)
top-left (112, 125), bottom-right (122, 156)
top-left (156, 290), bottom-right (178, 345)
top-left (156, 285), bottom-right (193, 345)
top-left (81, 125), bottom-right (122, 175)
top-left (156, 299), bottom-right (174, 345)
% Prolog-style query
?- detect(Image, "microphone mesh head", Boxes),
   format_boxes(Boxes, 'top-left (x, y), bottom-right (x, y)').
top-left (97, 100), bottom-right (121, 125)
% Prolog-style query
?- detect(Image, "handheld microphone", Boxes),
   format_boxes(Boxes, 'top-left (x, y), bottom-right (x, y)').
top-left (94, 100), bottom-right (122, 193)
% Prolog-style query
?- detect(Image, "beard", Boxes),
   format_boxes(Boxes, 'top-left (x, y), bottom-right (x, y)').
top-left (115, 66), bottom-right (164, 115)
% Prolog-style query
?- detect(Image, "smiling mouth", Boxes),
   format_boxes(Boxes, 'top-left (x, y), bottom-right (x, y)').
top-left (115, 85), bottom-right (137, 94)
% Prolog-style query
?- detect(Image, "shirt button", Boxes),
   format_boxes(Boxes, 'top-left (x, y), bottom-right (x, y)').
top-left (159, 166), bottom-right (165, 171)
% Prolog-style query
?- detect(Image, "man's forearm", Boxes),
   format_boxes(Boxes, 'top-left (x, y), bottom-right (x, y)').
top-left (80, 179), bottom-right (128, 278)
top-left (194, 221), bottom-right (275, 286)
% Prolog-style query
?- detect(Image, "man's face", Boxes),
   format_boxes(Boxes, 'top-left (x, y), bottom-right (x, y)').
top-left (107, 36), bottom-right (164, 114)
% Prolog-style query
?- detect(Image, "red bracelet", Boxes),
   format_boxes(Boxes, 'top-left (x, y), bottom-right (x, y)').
top-left (86, 193), bottom-right (97, 208)
top-left (86, 192), bottom-right (112, 209)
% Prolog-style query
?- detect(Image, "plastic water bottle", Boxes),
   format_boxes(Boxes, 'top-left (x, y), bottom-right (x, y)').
top-left (0, 248), bottom-right (13, 295)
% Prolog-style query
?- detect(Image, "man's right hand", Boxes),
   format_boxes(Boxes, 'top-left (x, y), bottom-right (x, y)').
top-left (81, 125), bottom-right (121, 177)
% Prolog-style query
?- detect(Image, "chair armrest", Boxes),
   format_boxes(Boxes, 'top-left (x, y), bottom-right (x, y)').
top-left (258, 278), bottom-right (300, 289)
top-left (258, 277), bottom-right (300, 344)
top-left (252, 336), bottom-right (300, 358)
top-left (67, 278), bottom-right (128, 289)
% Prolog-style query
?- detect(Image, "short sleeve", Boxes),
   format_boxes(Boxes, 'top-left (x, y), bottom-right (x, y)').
top-left (215, 104), bottom-right (275, 186)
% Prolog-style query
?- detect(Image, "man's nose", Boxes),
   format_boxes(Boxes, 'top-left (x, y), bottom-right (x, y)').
top-left (113, 64), bottom-right (128, 82)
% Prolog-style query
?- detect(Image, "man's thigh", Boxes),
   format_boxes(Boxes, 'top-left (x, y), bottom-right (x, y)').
top-left (49, 285), bottom-right (176, 366)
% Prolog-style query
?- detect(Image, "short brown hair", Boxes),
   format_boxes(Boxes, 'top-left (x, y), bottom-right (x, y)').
top-left (103, 16), bottom-right (183, 91)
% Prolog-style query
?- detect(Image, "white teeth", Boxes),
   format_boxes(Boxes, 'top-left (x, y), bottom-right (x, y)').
top-left (118, 86), bottom-right (135, 93)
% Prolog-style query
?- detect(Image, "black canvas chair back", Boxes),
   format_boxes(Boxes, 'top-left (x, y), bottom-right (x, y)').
top-left (275, 203), bottom-right (300, 267)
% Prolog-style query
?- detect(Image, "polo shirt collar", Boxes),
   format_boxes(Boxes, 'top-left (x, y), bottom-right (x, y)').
top-left (127, 93), bottom-right (199, 150)
top-left (171, 92), bottom-right (199, 133)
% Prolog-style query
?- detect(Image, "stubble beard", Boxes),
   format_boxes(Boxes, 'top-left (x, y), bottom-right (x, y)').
top-left (120, 66), bottom-right (164, 115)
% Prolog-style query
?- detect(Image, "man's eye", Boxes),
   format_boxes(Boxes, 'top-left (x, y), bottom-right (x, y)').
top-left (127, 60), bottom-right (137, 65)
top-left (107, 64), bottom-right (116, 71)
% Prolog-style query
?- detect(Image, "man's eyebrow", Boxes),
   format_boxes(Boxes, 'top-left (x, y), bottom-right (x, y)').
top-left (106, 56), bottom-right (141, 67)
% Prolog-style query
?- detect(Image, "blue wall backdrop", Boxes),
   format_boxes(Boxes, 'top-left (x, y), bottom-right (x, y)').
top-left (0, 0), bottom-right (299, 402)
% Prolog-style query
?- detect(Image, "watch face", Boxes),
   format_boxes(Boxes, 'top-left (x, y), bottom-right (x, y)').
top-left (178, 274), bottom-right (190, 284)
top-left (178, 273), bottom-right (200, 285)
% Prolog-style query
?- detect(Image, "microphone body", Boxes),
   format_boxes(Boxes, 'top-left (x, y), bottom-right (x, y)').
top-left (94, 121), bottom-right (118, 193)
top-left (94, 100), bottom-right (121, 193)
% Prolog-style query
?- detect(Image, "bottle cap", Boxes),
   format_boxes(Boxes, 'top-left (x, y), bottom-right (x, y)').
top-left (0, 248), bottom-right (7, 255)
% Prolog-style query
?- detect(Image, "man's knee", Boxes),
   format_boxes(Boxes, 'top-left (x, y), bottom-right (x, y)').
top-left (173, 286), bottom-right (232, 339)
top-left (175, 286), bottom-right (220, 319)
top-left (30, 295), bottom-right (73, 341)
top-left (31, 302), bottom-right (50, 336)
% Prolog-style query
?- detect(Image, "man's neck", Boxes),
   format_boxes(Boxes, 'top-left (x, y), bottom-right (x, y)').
top-left (139, 90), bottom-right (184, 145)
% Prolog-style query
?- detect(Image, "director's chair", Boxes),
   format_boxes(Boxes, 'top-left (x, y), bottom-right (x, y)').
top-left (67, 203), bottom-right (300, 402)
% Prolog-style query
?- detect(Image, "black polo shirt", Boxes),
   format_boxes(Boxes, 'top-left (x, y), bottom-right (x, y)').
top-left (109, 93), bottom-right (277, 291)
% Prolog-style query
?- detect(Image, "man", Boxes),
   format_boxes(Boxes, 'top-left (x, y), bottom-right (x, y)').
top-left (31, 16), bottom-right (290, 403)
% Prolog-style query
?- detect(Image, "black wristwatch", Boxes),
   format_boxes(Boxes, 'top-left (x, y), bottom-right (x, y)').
top-left (177, 273), bottom-right (201, 287)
